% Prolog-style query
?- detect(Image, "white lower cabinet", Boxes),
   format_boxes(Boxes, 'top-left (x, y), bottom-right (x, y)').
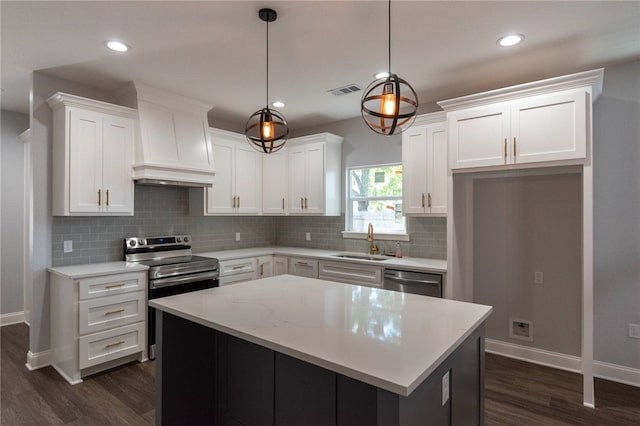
top-left (318, 261), bottom-right (383, 288)
top-left (49, 270), bottom-right (147, 384)
top-left (288, 258), bottom-right (319, 278)
top-left (273, 256), bottom-right (289, 276)
top-left (219, 258), bottom-right (258, 285)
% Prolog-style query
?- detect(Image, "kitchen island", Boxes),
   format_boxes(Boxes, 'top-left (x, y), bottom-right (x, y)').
top-left (149, 275), bottom-right (492, 426)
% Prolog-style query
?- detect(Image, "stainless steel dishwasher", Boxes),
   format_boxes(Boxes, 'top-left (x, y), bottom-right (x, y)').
top-left (383, 269), bottom-right (443, 297)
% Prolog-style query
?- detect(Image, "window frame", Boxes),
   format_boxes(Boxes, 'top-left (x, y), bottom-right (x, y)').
top-left (343, 162), bottom-right (409, 241)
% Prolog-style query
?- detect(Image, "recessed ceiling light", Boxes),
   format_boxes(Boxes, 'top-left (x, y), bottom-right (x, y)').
top-left (272, 101), bottom-right (285, 108)
top-left (105, 40), bottom-right (130, 52)
top-left (497, 34), bottom-right (524, 47)
top-left (375, 71), bottom-right (390, 80)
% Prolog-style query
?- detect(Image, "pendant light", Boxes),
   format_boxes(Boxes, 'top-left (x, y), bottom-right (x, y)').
top-left (245, 8), bottom-right (289, 153)
top-left (361, 0), bottom-right (418, 136)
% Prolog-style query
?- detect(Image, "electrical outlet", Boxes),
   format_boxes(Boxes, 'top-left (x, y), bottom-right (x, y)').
top-left (235, 232), bottom-right (240, 241)
top-left (63, 240), bottom-right (73, 253)
top-left (306, 232), bottom-right (311, 241)
top-left (442, 371), bottom-right (450, 406)
top-left (629, 323), bottom-right (640, 339)
top-left (534, 271), bottom-right (543, 284)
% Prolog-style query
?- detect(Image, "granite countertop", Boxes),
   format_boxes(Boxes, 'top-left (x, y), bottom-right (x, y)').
top-left (197, 246), bottom-right (447, 274)
top-left (149, 275), bottom-right (491, 396)
top-left (48, 261), bottom-right (149, 279)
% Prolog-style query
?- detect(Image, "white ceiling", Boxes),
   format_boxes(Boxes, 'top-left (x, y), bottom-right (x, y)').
top-left (2, 1), bottom-right (639, 131)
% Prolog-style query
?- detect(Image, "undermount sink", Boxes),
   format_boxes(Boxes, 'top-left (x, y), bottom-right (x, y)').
top-left (331, 252), bottom-right (391, 262)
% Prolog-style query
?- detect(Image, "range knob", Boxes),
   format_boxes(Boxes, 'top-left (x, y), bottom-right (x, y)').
top-left (183, 236), bottom-right (190, 243)
top-left (138, 239), bottom-right (146, 246)
top-left (176, 237), bottom-right (182, 242)
top-left (129, 240), bottom-right (137, 247)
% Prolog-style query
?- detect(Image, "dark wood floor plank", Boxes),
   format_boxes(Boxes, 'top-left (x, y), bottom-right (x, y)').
top-left (2, 323), bottom-right (639, 426)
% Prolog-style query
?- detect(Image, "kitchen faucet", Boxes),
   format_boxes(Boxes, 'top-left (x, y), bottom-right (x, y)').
top-left (367, 223), bottom-right (378, 255)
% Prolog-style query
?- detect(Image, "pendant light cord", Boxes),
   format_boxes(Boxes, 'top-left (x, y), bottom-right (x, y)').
top-left (388, 0), bottom-right (391, 74)
top-left (266, 18), bottom-right (269, 107)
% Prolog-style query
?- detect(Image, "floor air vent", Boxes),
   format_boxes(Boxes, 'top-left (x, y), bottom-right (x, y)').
top-left (328, 84), bottom-right (362, 96)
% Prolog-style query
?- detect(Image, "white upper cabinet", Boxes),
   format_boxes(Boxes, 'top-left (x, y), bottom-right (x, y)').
top-left (48, 93), bottom-right (136, 216)
top-left (439, 69), bottom-right (603, 172)
top-left (287, 133), bottom-right (343, 216)
top-left (262, 148), bottom-right (288, 215)
top-left (402, 112), bottom-right (448, 216)
top-left (190, 128), bottom-right (262, 215)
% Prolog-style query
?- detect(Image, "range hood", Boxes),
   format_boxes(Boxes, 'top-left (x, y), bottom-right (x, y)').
top-left (116, 82), bottom-right (215, 187)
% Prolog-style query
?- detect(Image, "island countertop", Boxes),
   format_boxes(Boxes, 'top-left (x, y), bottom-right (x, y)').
top-left (149, 275), bottom-right (492, 396)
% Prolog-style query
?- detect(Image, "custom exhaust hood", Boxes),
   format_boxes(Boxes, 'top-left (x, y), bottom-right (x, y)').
top-left (117, 82), bottom-right (215, 187)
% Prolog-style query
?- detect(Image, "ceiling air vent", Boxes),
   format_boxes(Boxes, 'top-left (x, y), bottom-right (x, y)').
top-left (328, 84), bottom-right (362, 96)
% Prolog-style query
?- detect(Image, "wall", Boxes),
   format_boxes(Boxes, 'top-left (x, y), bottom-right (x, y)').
top-left (593, 59), bottom-right (640, 370)
top-left (473, 173), bottom-right (582, 356)
top-left (0, 110), bottom-right (29, 320)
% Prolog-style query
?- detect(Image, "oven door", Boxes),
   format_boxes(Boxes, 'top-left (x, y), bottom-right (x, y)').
top-left (148, 270), bottom-right (219, 359)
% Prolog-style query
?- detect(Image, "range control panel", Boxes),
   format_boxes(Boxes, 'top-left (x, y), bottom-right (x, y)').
top-left (125, 235), bottom-right (191, 249)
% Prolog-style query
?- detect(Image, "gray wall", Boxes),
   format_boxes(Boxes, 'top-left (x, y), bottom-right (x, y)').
top-left (473, 174), bottom-right (583, 356)
top-left (593, 59), bottom-right (640, 369)
top-left (1, 110), bottom-right (29, 316)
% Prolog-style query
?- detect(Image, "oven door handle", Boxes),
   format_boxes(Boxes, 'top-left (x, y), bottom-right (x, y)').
top-left (383, 275), bottom-right (441, 285)
top-left (150, 271), bottom-right (219, 289)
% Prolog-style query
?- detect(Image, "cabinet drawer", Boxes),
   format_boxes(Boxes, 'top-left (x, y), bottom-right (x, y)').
top-left (318, 261), bottom-right (382, 287)
top-left (220, 258), bottom-right (257, 277)
top-left (78, 272), bottom-right (146, 300)
top-left (79, 322), bottom-right (144, 370)
top-left (78, 291), bottom-right (145, 335)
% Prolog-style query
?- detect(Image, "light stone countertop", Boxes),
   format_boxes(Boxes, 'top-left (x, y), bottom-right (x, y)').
top-left (48, 261), bottom-right (149, 279)
top-left (197, 246), bottom-right (447, 274)
top-left (149, 275), bottom-right (491, 396)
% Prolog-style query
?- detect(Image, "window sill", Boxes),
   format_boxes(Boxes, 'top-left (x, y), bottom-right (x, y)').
top-left (341, 231), bottom-right (410, 242)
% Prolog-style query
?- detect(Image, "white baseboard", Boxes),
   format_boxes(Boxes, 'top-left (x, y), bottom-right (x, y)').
top-left (485, 338), bottom-right (582, 373)
top-left (25, 349), bottom-right (51, 371)
top-left (594, 360), bottom-right (640, 388)
top-left (486, 338), bottom-right (640, 388)
top-left (0, 311), bottom-right (26, 326)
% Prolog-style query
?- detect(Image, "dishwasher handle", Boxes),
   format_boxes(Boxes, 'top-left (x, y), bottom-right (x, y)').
top-left (383, 275), bottom-right (441, 285)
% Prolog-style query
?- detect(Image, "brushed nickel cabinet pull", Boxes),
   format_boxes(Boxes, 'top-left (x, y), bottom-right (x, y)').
top-left (106, 189), bottom-right (110, 206)
top-left (513, 137), bottom-right (517, 158)
top-left (98, 189), bottom-right (102, 206)
top-left (301, 198), bottom-right (304, 209)
top-left (105, 283), bottom-right (125, 289)
top-left (504, 138), bottom-right (507, 159)
top-left (105, 340), bottom-right (125, 349)
top-left (237, 196), bottom-right (240, 208)
top-left (304, 197), bottom-right (308, 209)
top-left (428, 193), bottom-right (432, 208)
top-left (297, 262), bottom-right (309, 266)
top-left (104, 308), bottom-right (125, 316)
top-left (421, 193), bottom-right (425, 208)
top-left (232, 265), bottom-right (244, 270)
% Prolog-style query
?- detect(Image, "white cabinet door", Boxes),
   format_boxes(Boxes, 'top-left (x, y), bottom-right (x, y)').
top-left (207, 138), bottom-right (234, 214)
top-left (304, 143), bottom-right (326, 214)
top-left (262, 149), bottom-right (288, 215)
top-left (257, 256), bottom-right (273, 278)
top-left (427, 123), bottom-right (448, 215)
top-left (69, 109), bottom-right (103, 214)
top-left (273, 256), bottom-right (288, 276)
top-left (288, 146), bottom-right (306, 214)
top-left (511, 91), bottom-right (587, 164)
top-left (234, 144), bottom-right (262, 214)
top-left (102, 115), bottom-right (134, 213)
top-left (402, 118), bottom-right (447, 215)
top-left (402, 126), bottom-right (428, 215)
top-left (448, 103), bottom-right (510, 169)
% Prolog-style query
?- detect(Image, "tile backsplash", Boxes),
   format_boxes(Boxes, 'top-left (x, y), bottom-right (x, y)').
top-left (52, 185), bottom-right (445, 266)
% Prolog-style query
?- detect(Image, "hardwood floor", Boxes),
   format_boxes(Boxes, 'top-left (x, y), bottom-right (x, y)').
top-left (2, 323), bottom-right (639, 425)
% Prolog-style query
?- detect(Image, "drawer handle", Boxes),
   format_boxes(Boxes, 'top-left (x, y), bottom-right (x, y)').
top-left (105, 283), bottom-right (125, 289)
top-left (297, 262), bottom-right (309, 266)
top-left (104, 308), bottom-right (125, 316)
top-left (105, 340), bottom-right (125, 349)
top-left (232, 265), bottom-right (245, 270)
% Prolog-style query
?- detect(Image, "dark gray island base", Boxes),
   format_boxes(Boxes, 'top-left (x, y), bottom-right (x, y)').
top-left (155, 311), bottom-right (485, 426)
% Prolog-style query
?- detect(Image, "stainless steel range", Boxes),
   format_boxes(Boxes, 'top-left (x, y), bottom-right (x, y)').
top-left (124, 235), bottom-right (219, 359)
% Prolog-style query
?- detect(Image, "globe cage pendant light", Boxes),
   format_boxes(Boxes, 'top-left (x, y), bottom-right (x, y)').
top-left (361, 0), bottom-right (418, 136)
top-left (245, 8), bottom-right (289, 153)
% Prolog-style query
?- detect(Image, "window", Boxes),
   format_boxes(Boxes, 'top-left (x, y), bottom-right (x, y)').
top-left (346, 164), bottom-right (405, 234)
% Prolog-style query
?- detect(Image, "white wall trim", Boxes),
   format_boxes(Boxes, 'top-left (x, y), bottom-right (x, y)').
top-left (485, 338), bottom-right (582, 373)
top-left (0, 311), bottom-right (26, 326)
top-left (25, 349), bottom-right (51, 371)
top-left (594, 361), bottom-right (640, 388)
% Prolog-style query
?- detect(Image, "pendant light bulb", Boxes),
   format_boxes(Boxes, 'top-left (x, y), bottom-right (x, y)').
top-left (381, 83), bottom-right (396, 115)
top-left (262, 120), bottom-right (274, 139)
